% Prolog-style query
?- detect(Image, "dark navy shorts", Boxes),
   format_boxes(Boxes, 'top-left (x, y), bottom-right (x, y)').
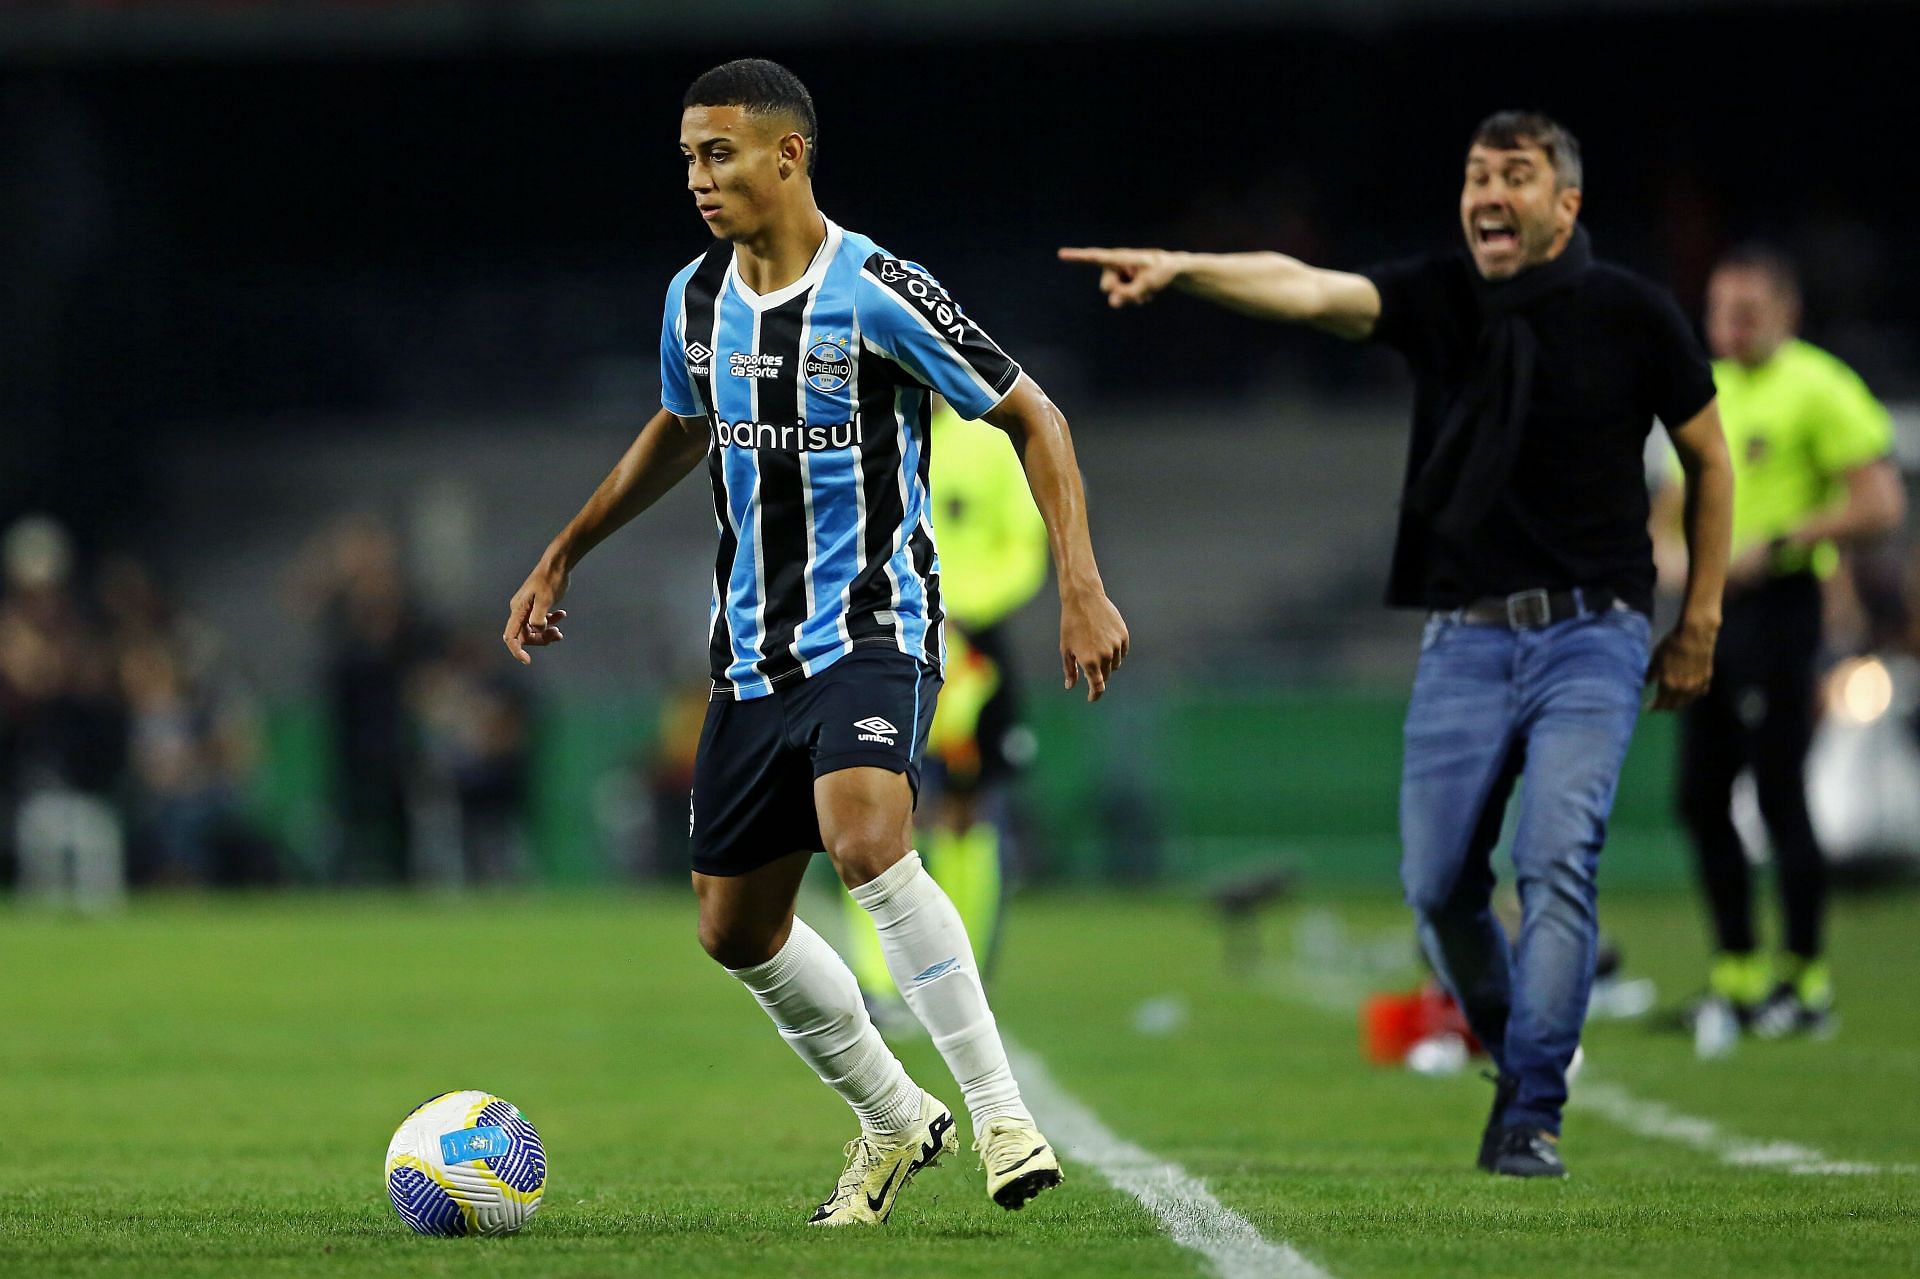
top-left (690, 648), bottom-right (941, 877)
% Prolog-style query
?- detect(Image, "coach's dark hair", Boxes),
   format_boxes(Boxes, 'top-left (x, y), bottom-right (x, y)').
top-left (1471, 110), bottom-right (1583, 190)
top-left (684, 58), bottom-right (819, 175)
top-left (1716, 242), bottom-right (1801, 302)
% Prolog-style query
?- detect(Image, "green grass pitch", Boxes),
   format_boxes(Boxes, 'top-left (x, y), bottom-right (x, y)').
top-left (2, 883), bottom-right (1915, 1277)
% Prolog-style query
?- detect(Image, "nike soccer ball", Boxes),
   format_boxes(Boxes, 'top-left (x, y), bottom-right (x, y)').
top-left (384, 1090), bottom-right (547, 1236)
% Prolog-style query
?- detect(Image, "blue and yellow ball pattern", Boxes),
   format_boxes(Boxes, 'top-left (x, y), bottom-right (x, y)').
top-left (384, 1090), bottom-right (546, 1236)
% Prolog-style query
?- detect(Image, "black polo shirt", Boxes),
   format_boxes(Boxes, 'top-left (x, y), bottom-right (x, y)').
top-left (1365, 248), bottom-right (1715, 616)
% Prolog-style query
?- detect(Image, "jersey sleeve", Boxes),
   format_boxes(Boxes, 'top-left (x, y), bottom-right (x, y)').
top-left (1638, 285), bottom-right (1717, 430)
top-left (659, 280), bottom-right (701, 418)
top-left (857, 254), bottom-right (1022, 419)
top-left (1808, 356), bottom-right (1894, 475)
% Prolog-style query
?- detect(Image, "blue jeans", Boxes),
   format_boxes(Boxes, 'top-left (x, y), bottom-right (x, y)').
top-left (1400, 605), bottom-right (1649, 1134)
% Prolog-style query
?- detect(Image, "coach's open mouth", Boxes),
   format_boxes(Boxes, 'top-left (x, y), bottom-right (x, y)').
top-left (1475, 216), bottom-right (1517, 249)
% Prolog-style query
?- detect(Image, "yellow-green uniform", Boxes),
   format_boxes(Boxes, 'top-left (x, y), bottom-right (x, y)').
top-left (1676, 338), bottom-right (1892, 1016)
top-left (1702, 337), bottom-right (1893, 573)
top-left (845, 405), bottom-right (1048, 1003)
top-left (932, 405), bottom-right (1050, 631)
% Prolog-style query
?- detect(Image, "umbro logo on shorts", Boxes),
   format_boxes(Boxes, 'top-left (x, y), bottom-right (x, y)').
top-left (854, 716), bottom-right (898, 744)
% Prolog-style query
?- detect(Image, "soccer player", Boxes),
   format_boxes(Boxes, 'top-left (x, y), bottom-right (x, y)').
top-left (503, 59), bottom-right (1127, 1224)
top-left (842, 401), bottom-right (1051, 1019)
top-left (1651, 246), bottom-right (1904, 1044)
top-left (1062, 111), bottom-right (1734, 1177)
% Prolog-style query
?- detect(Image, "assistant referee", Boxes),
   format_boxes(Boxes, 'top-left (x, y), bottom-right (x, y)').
top-left (1652, 245), bottom-right (1904, 1044)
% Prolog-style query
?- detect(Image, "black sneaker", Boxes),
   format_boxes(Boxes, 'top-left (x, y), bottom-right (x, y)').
top-left (1749, 982), bottom-right (1836, 1041)
top-left (1491, 1127), bottom-right (1567, 1179)
top-left (1476, 1072), bottom-right (1520, 1172)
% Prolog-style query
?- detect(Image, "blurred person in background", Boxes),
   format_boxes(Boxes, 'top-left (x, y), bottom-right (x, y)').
top-left (286, 513), bottom-right (433, 883)
top-left (0, 516), bottom-right (128, 908)
top-left (1651, 246), bottom-right (1904, 1045)
top-left (1064, 110), bottom-right (1732, 1178)
top-left (103, 554), bottom-right (273, 887)
top-left (504, 58), bottom-right (1127, 1225)
top-left (842, 399), bottom-right (1050, 1025)
top-left (410, 633), bottom-right (533, 885)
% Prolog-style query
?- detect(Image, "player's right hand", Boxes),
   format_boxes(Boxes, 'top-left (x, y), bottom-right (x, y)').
top-left (503, 563), bottom-right (571, 666)
top-left (1061, 588), bottom-right (1130, 704)
top-left (1057, 247), bottom-right (1181, 309)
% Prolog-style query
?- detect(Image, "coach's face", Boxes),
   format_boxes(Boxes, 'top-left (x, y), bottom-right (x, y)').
top-left (681, 105), bottom-right (799, 241)
top-left (1706, 266), bottom-right (1796, 367)
top-left (1460, 142), bottom-right (1581, 280)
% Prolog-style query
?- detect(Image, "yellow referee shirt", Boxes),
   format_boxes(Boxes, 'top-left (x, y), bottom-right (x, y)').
top-left (931, 402), bottom-right (1048, 629)
top-left (1707, 338), bottom-right (1893, 577)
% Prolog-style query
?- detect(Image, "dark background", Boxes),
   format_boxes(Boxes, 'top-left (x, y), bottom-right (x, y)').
top-left (3, 2), bottom-right (1913, 546)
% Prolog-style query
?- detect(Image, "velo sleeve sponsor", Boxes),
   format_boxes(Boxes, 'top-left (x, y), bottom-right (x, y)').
top-left (660, 280), bottom-right (702, 418)
top-left (858, 254), bottom-right (1022, 419)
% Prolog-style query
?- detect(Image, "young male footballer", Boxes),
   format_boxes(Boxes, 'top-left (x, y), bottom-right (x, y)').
top-left (504, 58), bottom-right (1127, 1224)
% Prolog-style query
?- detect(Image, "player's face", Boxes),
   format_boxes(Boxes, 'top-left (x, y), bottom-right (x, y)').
top-left (1459, 142), bottom-right (1579, 280)
top-left (680, 105), bottom-right (790, 241)
top-left (1706, 266), bottom-right (1796, 366)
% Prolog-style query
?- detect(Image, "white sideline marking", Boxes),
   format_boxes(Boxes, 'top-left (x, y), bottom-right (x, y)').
top-left (1575, 1081), bottom-right (1916, 1177)
top-left (1008, 1042), bottom-right (1335, 1279)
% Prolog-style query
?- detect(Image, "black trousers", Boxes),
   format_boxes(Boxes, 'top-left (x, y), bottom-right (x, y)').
top-left (1675, 573), bottom-right (1827, 959)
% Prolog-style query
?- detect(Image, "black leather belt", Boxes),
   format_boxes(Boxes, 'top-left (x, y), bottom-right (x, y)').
top-left (1451, 587), bottom-right (1620, 629)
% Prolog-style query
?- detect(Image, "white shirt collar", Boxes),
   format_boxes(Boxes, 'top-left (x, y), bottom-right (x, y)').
top-left (725, 215), bottom-right (840, 312)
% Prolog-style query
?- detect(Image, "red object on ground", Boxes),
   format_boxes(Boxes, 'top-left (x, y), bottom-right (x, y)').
top-left (1362, 981), bottom-right (1485, 1064)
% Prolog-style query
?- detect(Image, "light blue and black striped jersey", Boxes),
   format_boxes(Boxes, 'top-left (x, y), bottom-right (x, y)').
top-left (660, 216), bottom-right (1024, 700)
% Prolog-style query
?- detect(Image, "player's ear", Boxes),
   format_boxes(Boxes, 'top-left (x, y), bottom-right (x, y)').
top-left (778, 131), bottom-right (807, 180)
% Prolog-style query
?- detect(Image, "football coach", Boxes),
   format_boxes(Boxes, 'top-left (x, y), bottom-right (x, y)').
top-left (1063, 111), bottom-right (1734, 1177)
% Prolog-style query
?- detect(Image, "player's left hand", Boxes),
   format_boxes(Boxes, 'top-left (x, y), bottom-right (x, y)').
top-left (1646, 617), bottom-right (1717, 711)
top-left (1061, 589), bottom-right (1129, 703)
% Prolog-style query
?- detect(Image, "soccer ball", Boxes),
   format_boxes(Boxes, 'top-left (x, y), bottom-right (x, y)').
top-left (384, 1090), bottom-right (547, 1236)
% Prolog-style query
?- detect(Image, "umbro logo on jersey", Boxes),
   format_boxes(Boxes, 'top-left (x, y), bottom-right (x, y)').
top-left (854, 716), bottom-right (898, 744)
top-left (685, 341), bottom-right (712, 375)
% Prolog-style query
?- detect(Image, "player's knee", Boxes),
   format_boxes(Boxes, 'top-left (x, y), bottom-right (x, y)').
top-left (824, 823), bottom-right (907, 889)
top-left (698, 914), bottom-right (783, 970)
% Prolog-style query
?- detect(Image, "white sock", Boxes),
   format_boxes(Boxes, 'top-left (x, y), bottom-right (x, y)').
top-left (727, 916), bottom-right (923, 1138)
top-left (851, 852), bottom-right (1030, 1130)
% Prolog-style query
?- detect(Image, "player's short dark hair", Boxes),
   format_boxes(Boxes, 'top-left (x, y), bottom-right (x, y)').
top-left (1470, 110), bottom-right (1582, 190)
top-left (684, 58), bottom-right (819, 175)
top-left (1716, 242), bottom-right (1801, 303)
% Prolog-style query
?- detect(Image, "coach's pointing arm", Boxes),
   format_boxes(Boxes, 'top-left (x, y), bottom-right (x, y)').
top-left (1057, 247), bottom-right (1382, 340)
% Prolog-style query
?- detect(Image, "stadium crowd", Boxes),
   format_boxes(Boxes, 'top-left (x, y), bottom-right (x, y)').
top-left (0, 511), bottom-right (538, 904)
